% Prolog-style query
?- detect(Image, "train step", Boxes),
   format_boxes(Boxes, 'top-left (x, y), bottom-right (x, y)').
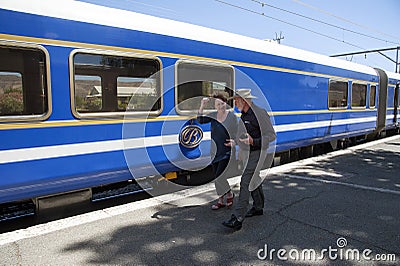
top-left (0, 201), bottom-right (35, 222)
top-left (92, 180), bottom-right (153, 202)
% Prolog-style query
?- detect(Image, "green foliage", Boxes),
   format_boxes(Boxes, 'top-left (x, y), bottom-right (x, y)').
top-left (127, 94), bottom-right (159, 111)
top-left (76, 96), bottom-right (102, 112)
top-left (0, 87), bottom-right (23, 115)
top-left (86, 98), bottom-right (102, 111)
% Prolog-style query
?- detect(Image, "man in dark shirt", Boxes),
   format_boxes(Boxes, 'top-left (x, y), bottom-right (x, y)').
top-left (223, 88), bottom-right (276, 230)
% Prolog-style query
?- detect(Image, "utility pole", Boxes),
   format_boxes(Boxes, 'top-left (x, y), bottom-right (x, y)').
top-left (331, 46), bottom-right (400, 73)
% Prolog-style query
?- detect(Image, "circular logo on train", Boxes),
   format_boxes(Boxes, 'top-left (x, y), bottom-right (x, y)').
top-left (179, 125), bottom-right (203, 148)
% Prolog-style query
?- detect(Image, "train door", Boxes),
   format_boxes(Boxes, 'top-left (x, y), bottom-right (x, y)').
top-left (395, 83), bottom-right (399, 126)
top-left (374, 68), bottom-right (388, 132)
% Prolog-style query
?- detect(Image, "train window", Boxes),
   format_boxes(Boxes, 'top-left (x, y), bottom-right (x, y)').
top-left (117, 76), bottom-right (159, 111)
top-left (328, 80), bottom-right (348, 108)
top-left (351, 83), bottom-right (367, 108)
top-left (72, 52), bottom-right (161, 117)
top-left (0, 72), bottom-right (23, 115)
top-left (0, 45), bottom-right (50, 120)
top-left (397, 85), bottom-right (400, 107)
top-left (387, 86), bottom-right (395, 108)
top-left (75, 75), bottom-right (102, 112)
top-left (369, 85), bottom-right (376, 108)
top-left (176, 61), bottom-right (234, 113)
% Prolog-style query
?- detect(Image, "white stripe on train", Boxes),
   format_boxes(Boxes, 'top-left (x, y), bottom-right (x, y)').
top-left (0, 116), bottom-right (379, 164)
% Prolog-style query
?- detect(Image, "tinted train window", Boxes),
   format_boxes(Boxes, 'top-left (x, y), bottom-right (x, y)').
top-left (72, 52), bottom-right (161, 117)
top-left (176, 61), bottom-right (234, 113)
top-left (117, 76), bottom-right (159, 111)
top-left (328, 80), bottom-right (348, 108)
top-left (351, 83), bottom-right (367, 108)
top-left (0, 45), bottom-right (49, 120)
top-left (75, 75), bottom-right (102, 112)
top-left (369, 85), bottom-right (376, 108)
top-left (387, 86), bottom-right (395, 108)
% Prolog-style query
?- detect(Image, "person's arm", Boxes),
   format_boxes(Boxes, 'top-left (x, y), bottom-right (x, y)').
top-left (252, 108), bottom-right (276, 149)
top-left (224, 112), bottom-right (239, 147)
top-left (197, 97), bottom-right (212, 124)
top-left (236, 117), bottom-right (250, 150)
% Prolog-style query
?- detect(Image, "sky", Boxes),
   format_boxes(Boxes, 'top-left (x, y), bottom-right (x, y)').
top-left (80, 0), bottom-right (400, 73)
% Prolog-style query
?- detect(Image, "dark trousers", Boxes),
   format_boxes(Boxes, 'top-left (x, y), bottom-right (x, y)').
top-left (235, 149), bottom-right (266, 219)
top-left (212, 158), bottom-right (231, 196)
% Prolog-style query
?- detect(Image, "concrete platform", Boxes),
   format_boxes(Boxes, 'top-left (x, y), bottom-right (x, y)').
top-left (0, 135), bottom-right (399, 265)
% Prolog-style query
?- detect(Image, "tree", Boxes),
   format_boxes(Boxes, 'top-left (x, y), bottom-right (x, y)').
top-left (0, 88), bottom-right (23, 115)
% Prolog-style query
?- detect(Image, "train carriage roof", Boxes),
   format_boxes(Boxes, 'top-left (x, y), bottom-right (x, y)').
top-left (1, 0), bottom-right (378, 76)
top-left (387, 71), bottom-right (400, 81)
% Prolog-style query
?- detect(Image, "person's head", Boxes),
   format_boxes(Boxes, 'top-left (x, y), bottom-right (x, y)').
top-left (233, 88), bottom-right (257, 112)
top-left (212, 92), bottom-right (228, 112)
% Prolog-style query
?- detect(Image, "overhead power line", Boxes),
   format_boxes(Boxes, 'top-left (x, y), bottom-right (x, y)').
top-left (215, 0), bottom-right (365, 50)
top-left (292, 0), bottom-right (400, 43)
top-left (215, 0), bottom-right (396, 68)
top-left (331, 46), bottom-right (400, 64)
top-left (331, 47), bottom-right (399, 57)
top-left (249, 0), bottom-right (400, 45)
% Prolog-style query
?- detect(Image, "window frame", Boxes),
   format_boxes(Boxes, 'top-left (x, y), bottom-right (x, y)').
top-left (369, 84), bottom-right (377, 109)
top-left (351, 82), bottom-right (367, 109)
top-left (387, 85), bottom-right (395, 109)
top-left (69, 49), bottom-right (163, 119)
top-left (174, 60), bottom-right (235, 115)
top-left (0, 41), bottom-right (52, 122)
top-left (328, 79), bottom-right (349, 110)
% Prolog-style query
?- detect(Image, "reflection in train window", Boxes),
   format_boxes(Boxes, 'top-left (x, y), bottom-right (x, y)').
top-left (0, 45), bottom-right (49, 119)
top-left (72, 52), bottom-right (161, 116)
top-left (0, 72), bottom-right (23, 115)
top-left (328, 80), bottom-right (348, 108)
top-left (351, 83), bottom-right (367, 108)
top-left (117, 76), bottom-right (159, 111)
top-left (75, 75), bottom-right (102, 112)
top-left (369, 85), bottom-right (376, 108)
top-left (176, 61), bottom-right (234, 113)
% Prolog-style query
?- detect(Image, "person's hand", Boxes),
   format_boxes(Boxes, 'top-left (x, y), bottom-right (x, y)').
top-left (239, 134), bottom-right (253, 145)
top-left (198, 97), bottom-right (210, 114)
top-left (224, 139), bottom-right (235, 147)
top-left (200, 97), bottom-right (210, 107)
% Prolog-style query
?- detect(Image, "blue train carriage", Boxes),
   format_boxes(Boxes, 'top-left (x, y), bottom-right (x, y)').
top-left (0, 0), bottom-right (397, 218)
top-left (0, 0), bottom-right (235, 216)
top-left (385, 71), bottom-right (400, 132)
top-left (259, 56), bottom-right (380, 156)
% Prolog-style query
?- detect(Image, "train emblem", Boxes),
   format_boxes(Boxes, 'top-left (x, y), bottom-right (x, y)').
top-left (179, 125), bottom-right (203, 148)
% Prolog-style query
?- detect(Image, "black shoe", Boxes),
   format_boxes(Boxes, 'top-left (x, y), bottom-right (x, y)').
top-left (222, 214), bottom-right (242, 230)
top-left (245, 207), bottom-right (263, 217)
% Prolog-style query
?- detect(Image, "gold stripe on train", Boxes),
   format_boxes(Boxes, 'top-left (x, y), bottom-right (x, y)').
top-left (0, 33), bottom-right (379, 84)
top-left (0, 109), bottom-right (378, 131)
